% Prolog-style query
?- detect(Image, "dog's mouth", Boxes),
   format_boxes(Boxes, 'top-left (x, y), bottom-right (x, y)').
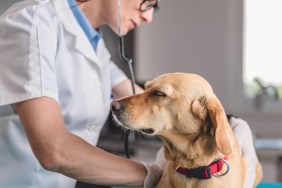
top-left (139, 128), bottom-right (155, 135)
top-left (112, 115), bottom-right (155, 135)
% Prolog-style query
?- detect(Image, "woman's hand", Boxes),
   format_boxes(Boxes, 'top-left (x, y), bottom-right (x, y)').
top-left (229, 116), bottom-right (259, 188)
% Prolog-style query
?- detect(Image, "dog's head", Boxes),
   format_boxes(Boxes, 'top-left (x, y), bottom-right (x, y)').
top-left (111, 73), bottom-right (232, 157)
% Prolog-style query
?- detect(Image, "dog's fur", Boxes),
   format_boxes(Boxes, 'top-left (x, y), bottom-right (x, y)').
top-left (111, 73), bottom-right (262, 188)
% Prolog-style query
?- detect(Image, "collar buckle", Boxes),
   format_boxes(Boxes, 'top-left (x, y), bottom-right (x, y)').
top-left (186, 165), bottom-right (212, 179)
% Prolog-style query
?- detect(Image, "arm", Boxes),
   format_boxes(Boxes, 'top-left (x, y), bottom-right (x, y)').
top-left (229, 117), bottom-right (259, 188)
top-left (16, 97), bottom-right (146, 186)
top-left (112, 79), bottom-right (144, 99)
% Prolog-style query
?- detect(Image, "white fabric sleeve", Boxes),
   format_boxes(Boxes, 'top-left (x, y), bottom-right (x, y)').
top-left (0, 5), bottom-right (59, 106)
top-left (143, 162), bottom-right (162, 188)
top-left (143, 147), bottom-right (165, 188)
top-left (109, 61), bottom-right (128, 88)
top-left (229, 117), bottom-right (258, 188)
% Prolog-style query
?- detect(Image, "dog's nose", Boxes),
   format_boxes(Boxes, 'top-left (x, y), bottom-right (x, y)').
top-left (111, 101), bottom-right (124, 112)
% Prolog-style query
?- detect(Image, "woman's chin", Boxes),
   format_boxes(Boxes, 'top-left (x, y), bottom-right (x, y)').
top-left (112, 27), bottom-right (130, 36)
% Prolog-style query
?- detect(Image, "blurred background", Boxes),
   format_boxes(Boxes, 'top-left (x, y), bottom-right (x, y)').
top-left (1, 0), bottom-right (282, 186)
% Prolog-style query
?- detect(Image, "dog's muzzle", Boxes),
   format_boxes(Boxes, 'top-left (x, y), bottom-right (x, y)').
top-left (111, 101), bottom-right (156, 135)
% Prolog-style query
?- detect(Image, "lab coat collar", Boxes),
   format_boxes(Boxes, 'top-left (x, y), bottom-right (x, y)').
top-left (51, 0), bottom-right (101, 68)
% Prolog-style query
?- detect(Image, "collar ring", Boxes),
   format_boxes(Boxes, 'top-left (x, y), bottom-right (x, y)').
top-left (213, 158), bottom-right (230, 177)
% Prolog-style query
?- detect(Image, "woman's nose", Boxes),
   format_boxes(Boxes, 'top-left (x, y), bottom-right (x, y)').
top-left (141, 9), bottom-right (154, 23)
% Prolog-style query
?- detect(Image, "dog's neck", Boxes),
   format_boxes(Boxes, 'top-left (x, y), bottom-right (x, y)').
top-left (161, 130), bottom-right (231, 183)
top-left (161, 132), bottom-right (230, 169)
top-left (161, 131), bottom-right (221, 167)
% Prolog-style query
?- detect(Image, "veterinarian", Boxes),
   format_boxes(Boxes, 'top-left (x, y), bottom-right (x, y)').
top-left (0, 0), bottom-right (258, 187)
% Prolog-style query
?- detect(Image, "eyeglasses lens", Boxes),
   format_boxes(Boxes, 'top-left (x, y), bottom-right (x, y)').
top-left (140, 0), bottom-right (159, 12)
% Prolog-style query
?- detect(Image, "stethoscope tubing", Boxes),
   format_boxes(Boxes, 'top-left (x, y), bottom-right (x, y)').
top-left (117, 0), bottom-right (135, 159)
top-left (118, 36), bottom-right (136, 159)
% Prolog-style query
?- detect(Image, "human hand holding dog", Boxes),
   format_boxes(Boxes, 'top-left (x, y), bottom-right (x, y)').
top-left (143, 147), bottom-right (165, 188)
top-left (229, 116), bottom-right (259, 188)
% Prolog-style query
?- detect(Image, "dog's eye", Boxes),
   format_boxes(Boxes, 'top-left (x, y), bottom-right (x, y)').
top-left (151, 90), bottom-right (167, 97)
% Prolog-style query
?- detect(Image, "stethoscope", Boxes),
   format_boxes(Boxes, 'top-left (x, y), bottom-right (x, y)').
top-left (118, 36), bottom-right (135, 159)
top-left (117, 0), bottom-right (136, 159)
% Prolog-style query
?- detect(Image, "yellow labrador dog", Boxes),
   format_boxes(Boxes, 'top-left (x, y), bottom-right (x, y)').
top-left (111, 73), bottom-right (262, 188)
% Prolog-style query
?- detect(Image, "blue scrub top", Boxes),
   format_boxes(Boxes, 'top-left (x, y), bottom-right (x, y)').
top-left (67, 0), bottom-right (101, 52)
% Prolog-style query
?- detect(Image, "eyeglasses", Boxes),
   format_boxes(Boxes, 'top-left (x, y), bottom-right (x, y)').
top-left (140, 0), bottom-right (160, 12)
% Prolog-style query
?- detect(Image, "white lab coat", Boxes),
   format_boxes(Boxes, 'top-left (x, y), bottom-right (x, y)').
top-left (0, 0), bottom-right (127, 187)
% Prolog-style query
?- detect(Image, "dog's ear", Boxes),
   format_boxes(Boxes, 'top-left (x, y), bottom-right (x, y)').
top-left (205, 97), bottom-right (232, 155)
top-left (192, 96), bottom-right (208, 121)
top-left (144, 80), bottom-right (153, 89)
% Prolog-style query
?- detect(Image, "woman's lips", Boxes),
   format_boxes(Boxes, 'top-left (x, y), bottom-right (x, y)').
top-left (130, 20), bottom-right (138, 29)
top-left (133, 21), bottom-right (138, 28)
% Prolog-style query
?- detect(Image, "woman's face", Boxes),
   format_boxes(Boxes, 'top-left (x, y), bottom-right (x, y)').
top-left (104, 0), bottom-right (155, 35)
